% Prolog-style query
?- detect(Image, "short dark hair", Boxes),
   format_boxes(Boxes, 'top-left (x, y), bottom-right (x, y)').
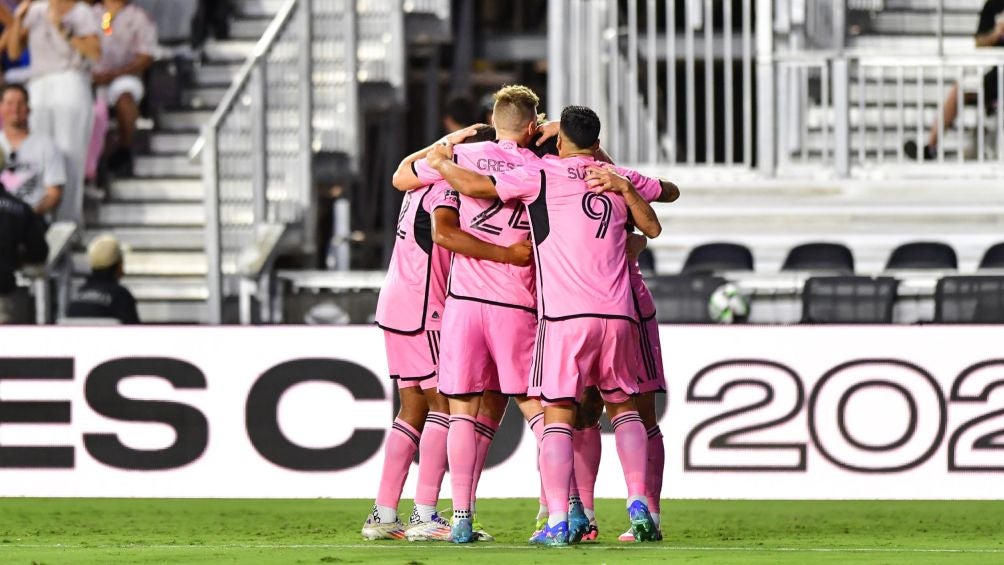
top-left (1, 83), bottom-right (29, 103)
top-left (529, 132), bottom-right (559, 158)
top-left (444, 95), bottom-right (478, 127)
top-left (465, 124), bottom-right (496, 143)
top-left (559, 105), bottom-right (601, 149)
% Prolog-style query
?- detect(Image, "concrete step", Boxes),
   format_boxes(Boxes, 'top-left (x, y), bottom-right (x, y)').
top-left (134, 154), bottom-right (201, 178)
top-left (71, 276), bottom-right (209, 301)
top-left (73, 251), bottom-right (207, 277)
top-left (234, 0), bottom-right (284, 18)
top-left (868, 11), bottom-right (977, 36)
top-left (82, 227), bottom-right (205, 251)
top-left (181, 86), bottom-right (228, 110)
top-left (230, 17), bottom-right (272, 40)
top-left (87, 202), bottom-right (205, 226)
top-left (158, 110), bottom-right (214, 131)
top-left (805, 106), bottom-right (996, 130)
top-left (191, 63), bottom-right (243, 87)
top-left (202, 39), bottom-right (257, 63)
top-left (149, 132), bottom-right (201, 154)
top-left (882, 0), bottom-right (985, 11)
top-left (137, 300), bottom-right (209, 324)
top-left (108, 177), bottom-right (203, 202)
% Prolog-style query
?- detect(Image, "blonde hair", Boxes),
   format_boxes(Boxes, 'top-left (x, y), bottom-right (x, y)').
top-left (492, 85), bottom-right (540, 132)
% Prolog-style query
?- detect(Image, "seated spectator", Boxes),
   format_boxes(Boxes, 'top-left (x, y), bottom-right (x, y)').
top-left (0, 84), bottom-right (66, 220)
top-left (87, 0), bottom-right (157, 179)
top-left (0, 171), bottom-right (48, 324)
top-left (906, 0), bottom-right (1004, 160)
top-left (67, 233), bottom-right (139, 323)
top-left (7, 0), bottom-right (101, 222)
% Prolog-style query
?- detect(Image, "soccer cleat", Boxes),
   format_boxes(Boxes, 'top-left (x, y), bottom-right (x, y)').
top-left (627, 500), bottom-right (658, 542)
top-left (529, 516), bottom-right (547, 540)
top-left (618, 527), bottom-right (636, 542)
top-left (451, 517), bottom-right (474, 544)
top-left (472, 516), bottom-right (495, 542)
top-left (568, 500), bottom-right (589, 543)
top-left (581, 523), bottom-right (599, 541)
top-left (361, 511), bottom-right (406, 540)
top-left (405, 512), bottom-right (452, 541)
top-left (529, 521), bottom-right (570, 547)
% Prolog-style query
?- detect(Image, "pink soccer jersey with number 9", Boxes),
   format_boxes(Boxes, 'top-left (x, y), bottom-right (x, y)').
top-left (492, 154), bottom-right (635, 322)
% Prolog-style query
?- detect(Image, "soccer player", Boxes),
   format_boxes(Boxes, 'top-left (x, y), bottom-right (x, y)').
top-left (363, 125), bottom-right (522, 542)
top-left (533, 123), bottom-right (680, 542)
top-left (392, 85), bottom-right (548, 544)
top-left (425, 105), bottom-right (663, 546)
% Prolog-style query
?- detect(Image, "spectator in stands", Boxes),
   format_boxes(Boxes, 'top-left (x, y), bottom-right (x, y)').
top-left (87, 0), bottom-right (157, 179)
top-left (0, 163), bottom-right (48, 324)
top-left (906, 0), bottom-right (1004, 160)
top-left (0, 1), bottom-right (32, 85)
top-left (190, 0), bottom-right (230, 48)
top-left (66, 233), bottom-right (139, 323)
top-left (7, 0), bottom-right (101, 222)
top-left (442, 95), bottom-right (478, 133)
top-left (0, 84), bottom-right (66, 220)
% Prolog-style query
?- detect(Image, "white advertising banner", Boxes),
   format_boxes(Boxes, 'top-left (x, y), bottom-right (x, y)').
top-left (0, 326), bottom-right (1002, 499)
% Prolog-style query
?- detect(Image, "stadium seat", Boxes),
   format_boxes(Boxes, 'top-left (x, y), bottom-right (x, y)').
top-left (801, 276), bottom-right (899, 324)
top-left (978, 243), bottom-right (1004, 270)
top-left (681, 243), bottom-right (754, 274)
top-left (781, 242), bottom-right (855, 273)
top-left (884, 242), bottom-right (958, 270)
top-left (646, 274), bottom-right (728, 323)
top-left (934, 276), bottom-right (1004, 323)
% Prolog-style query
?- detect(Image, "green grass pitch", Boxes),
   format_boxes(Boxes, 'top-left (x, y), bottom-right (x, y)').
top-left (1, 498), bottom-right (1003, 564)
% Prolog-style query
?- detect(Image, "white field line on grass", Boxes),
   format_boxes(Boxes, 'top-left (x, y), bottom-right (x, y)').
top-left (5, 544), bottom-right (1004, 554)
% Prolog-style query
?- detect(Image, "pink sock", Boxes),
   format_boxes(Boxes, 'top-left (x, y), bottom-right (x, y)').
top-left (447, 415), bottom-right (478, 512)
top-left (540, 423), bottom-right (574, 517)
top-left (573, 424), bottom-right (602, 511)
top-left (611, 411), bottom-right (648, 500)
top-left (646, 425), bottom-right (665, 514)
top-left (414, 412), bottom-right (449, 507)
top-left (469, 414), bottom-right (499, 512)
top-left (528, 412), bottom-right (546, 508)
top-left (375, 418), bottom-right (421, 509)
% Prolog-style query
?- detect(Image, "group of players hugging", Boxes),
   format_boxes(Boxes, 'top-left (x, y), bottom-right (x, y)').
top-left (362, 84), bottom-right (679, 546)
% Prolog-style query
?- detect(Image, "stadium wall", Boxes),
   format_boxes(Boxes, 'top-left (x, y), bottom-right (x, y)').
top-left (0, 326), bottom-right (1000, 499)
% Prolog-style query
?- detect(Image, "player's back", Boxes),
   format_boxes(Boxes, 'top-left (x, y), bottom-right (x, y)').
top-left (446, 140), bottom-right (538, 310)
top-left (502, 154), bottom-right (634, 321)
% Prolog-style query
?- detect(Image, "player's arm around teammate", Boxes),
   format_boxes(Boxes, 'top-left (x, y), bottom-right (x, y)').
top-left (392, 125), bottom-right (485, 192)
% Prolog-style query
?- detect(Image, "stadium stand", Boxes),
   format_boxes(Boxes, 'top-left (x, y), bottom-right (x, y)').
top-left (885, 241), bottom-right (959, 269)
top-left (680, 243), bottom-right (755, 274)
top-left (648, 274), bottom-right (728, 324)
top-left (978, 242), bottom-right (1004, 269)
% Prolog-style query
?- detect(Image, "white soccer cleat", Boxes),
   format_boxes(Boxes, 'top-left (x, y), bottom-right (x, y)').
top-left (617, 527), bottom-right (636, 542)
top-left (361, 506), bottom-right (406, 540)
top-left (405, 512), bottom-right (452, 541)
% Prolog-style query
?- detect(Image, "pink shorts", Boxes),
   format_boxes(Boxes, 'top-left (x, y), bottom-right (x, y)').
top-left (437, 298), bottom-right (537, 396)
top-left (383, 329), bottom-right (440, 390)
top-left (528, 317), bottom-right (642, 405)
top-left (636, 315), bottom-right (666, 394)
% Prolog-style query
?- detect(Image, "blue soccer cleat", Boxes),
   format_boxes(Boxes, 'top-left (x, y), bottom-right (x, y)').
top-left (529, 520), bottom-right (570, 547)
top-left (568, 500), bottom-right (589, 543)
top-left (451, 517), bottom-right (474, 544)
top-left (627, 500), bottom-right (658, 542)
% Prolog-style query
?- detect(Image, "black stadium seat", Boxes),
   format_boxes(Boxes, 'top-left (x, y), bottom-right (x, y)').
top-left (935, 276), bottom-right (1004, 323)
top-left (646, 274), bottom-right (727, 323)
top-left (978, 243), bottom-right (1004, 270)
top-left (781, 242), bottom-right (855, 273)
top-left (885, 242), bottom-right (957, 270)
top-left (681, 243), bottom-right (754, 274)
top-left (801, 276), bottom-right (899, 324)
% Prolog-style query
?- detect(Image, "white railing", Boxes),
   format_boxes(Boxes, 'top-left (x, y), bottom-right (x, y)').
top-left (197, 0), bottom-right (361, 323)
top-left (548, 0), bottom-right (1004, 179)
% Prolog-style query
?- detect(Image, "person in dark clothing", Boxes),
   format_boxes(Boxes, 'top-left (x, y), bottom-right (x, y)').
top-left (906, 0), bottom-right (1004, 159)
top-left (66, 233), bottom-right (139, 323)
top-left (0, 179), bottom-right (48, 324)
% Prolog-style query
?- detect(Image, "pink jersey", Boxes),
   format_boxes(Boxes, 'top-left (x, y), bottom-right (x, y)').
top-left (621, 166), bottom-right (661, 319)
top-left (375, 182), bottom-right (453, 333)
top-left (413, 140), bottom-right (537, 312)
top-left (493, 154), bottom-right (637, 321)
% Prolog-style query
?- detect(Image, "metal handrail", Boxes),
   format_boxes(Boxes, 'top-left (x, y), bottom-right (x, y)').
top-left (188, 0), bottom-right (299, 160)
